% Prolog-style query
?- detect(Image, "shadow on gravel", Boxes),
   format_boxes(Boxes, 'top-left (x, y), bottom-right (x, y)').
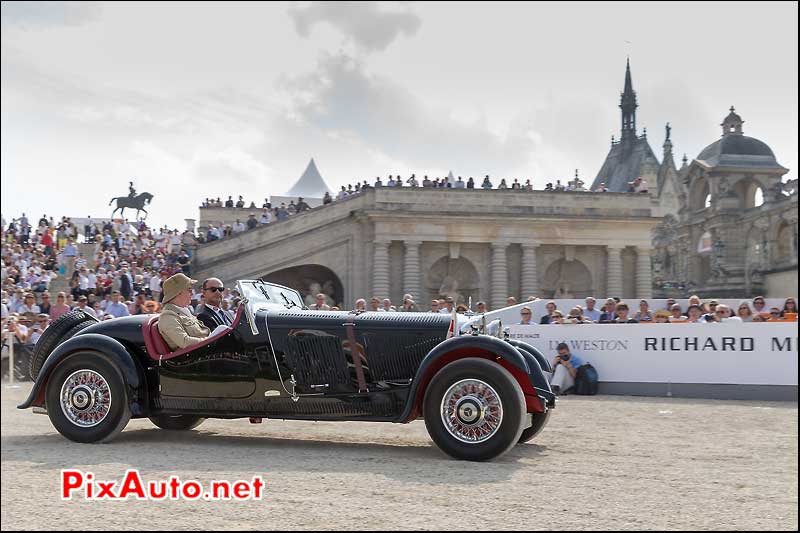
top-left (1, 428), bottom-right (547, 485)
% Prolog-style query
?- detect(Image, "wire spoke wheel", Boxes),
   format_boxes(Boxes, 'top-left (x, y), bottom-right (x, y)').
top-left (440, 379), bottom-right (503, 444)
top-left (60, 369), bottom-right (112, 428)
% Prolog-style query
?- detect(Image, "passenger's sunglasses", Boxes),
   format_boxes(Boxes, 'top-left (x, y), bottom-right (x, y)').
top-left (204, 287), bottom-right (224, 293)
top-left (521, 312), bottom-right (531, 316)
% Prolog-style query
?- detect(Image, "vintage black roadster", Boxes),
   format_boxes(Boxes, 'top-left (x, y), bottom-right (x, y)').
top-left (19, 280), bottom-right (555, 461)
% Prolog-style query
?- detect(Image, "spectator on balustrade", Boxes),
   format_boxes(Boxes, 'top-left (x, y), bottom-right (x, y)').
top-left (481, 175), bottom-right (493, 189)
top-left (518, 307), bottom-right (534, 325)
top-left (555, 180), bottom-right (565, 191)
top-left (16, 293), bottom-right (40, 315)
top-left (599, 298), bottom-right (618, 322)
top-left (686, 304), bottom-right (704, 323)
top-left (407, 174), bottom-right (419, 187)
top-left (259, 209), bottom-right (273, 225)
top-left (296, 197), bottom-right (311, 213)
top-left (440, 297), bottom-right (455, 315)
top-left (48, 292), bottom-right (70, 321)
top-left (669, 304), bottom-right (687, 321)
top-left (511, 179), bottom-right (521, 190)
top-left (506, 296), bottom-right (517, 306)
top-left (634, 177), bottom-right (649, 193)
top-left (752, 295), bottom-right (767, 315)
top-left (38, 292), bottom-right (52, 315)
top-left (736, 301), bottom-right (753, 322)
top-left (246, 214), bottom-right (258, 230)
top-left (225, 196), bottom-right (234, 208)
top-left (595, 182), bottom-right (609, 192)
top-left (399, 297), bottom-right (418, 312)
top-left (105, 291), bottom-right (129, 318)
top-left (453, 176), bottom-right (465, 188)
top-left (583, 297), bottom-right (602, 322)
top-left (276, 204), bottom-right (289, 221)
top-left (654, 310), bottom-right (671, 323)
top-left (544, 182), bottom-right (554, 191)
top-left (498, 179), bottom-right (508, 189)
top-left (336, 186), bottom-right (347, 200)
top-left (540, 301), bottom-right (558, 324)
top-left (634, 300), bottom-right (653, 322)
top-left (564, 307), bottom-right (593, 324)
top-left (386, 175), bottom-right (396, 187)
top-left (609, 302), bottom-right (638, 324)
top-left (353, 298), bottom-right (367, 312)
top-left (475, 301), bottom-right (487, 314)
top-left (382, 298), bottom-right (396, 312)
top-left (712, 304), bottom-right (742, 323)
top-left (368, 297), bottom-right (381, 312)
top-left (781, 298), bottom-right (797, 318)
top-left (235, 196), bottom-right (245, 208)
top-left (309, 293), bottom-right (330, 311)
top-left (687, 294), bottom-right (703, 311)
top-left (429, 299), bottom-right (440, 313)
top-left (462, 177), bottom-right (473, 189)
top-left (75, 295), bottom-right (98, 318)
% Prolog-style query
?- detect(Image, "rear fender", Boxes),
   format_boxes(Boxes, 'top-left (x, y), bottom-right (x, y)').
top-left (396, 334), bottom-right (536, 423)
top-left (17, 334), bottom-right (145, 413)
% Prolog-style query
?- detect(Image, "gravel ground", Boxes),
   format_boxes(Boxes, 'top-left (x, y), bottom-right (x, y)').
top-left (1, 382), bottom-right (797, 530)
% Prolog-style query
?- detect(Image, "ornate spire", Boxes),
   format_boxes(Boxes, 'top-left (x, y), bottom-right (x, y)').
top-left (619, 58), bottom-right (638, 143)
top-left (681, 153), bottom-right (688, 168)
top-left (721, 106), bottom-right (744, 136)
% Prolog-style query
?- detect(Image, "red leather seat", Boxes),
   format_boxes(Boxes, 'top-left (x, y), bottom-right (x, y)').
top-left (143, 305), bottom-right (245, 361)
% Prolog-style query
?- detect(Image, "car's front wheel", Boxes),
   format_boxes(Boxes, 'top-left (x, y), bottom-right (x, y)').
top-left (149, 414), bottom-right (206, 431)
top-left (45, 352), bottom-right (131, 443)
top-left (424, 358), bottom-right (526, 461)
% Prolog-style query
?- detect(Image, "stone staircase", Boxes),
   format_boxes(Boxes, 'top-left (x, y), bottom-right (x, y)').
top-left (45, 243), bottom-right (96, 296)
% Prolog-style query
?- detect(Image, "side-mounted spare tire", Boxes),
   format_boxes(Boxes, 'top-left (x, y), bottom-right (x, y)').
top-left (30, 309), bottom-right (99, 381)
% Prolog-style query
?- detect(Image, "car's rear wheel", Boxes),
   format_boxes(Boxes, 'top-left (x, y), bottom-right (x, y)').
top-left (518, 409), bottom-right (552, 444)
top-left (30, 309), bottom-right (98, 380)
top-left (149, 414), bottom-right (206, 431)
top-left (45, 352), bottom-right (131, 443)
top-left (424, 358), bottom-right (526, 461)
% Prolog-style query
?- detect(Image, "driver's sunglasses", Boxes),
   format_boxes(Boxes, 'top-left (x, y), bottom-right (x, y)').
top-left (204, 287), bottom-right (224, 293)
top-left (521, 312), bottom-right (531, 316)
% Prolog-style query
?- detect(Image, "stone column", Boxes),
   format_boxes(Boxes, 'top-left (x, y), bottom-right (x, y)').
top-left (491, 242), bottom-right (509, 310)
top-left (372, 240), bottom-right (390, 299)
top-left (636, 247), bottom-right (653, 298)
top-left (606, 245), bottom-right (624, 298)
top-left (520, 243), bottom-right (540, 299)
top-left (403, 240), bottom-right (422, 302)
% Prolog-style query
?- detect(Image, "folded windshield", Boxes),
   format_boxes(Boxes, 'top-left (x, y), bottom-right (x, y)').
top-left (237, 280), bottom-right (304, 311)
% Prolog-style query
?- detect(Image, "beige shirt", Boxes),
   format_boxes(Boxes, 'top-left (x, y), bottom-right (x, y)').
top-left (158, 303), bottom-right (211, 351)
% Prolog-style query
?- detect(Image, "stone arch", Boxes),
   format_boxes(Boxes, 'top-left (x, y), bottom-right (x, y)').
top-left (542, 258), bottom-right (593, 298)
top-left (689, 177), bottom-right (711, 211)
top-left (733, 176), bottom-right (767, 209)
top-left (775, 221), bottom-right (793, 261)
top-left (425, 256), bottom-right (480, 305)
top-left (262, 264), bottom-right (344, 309)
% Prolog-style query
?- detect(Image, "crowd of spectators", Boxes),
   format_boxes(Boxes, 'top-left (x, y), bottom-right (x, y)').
top-left (1, 213), bottom-right (201, 358)
top-left (195, 173), bottom-right (649, 242)
top-left (514, 295), bottom-right (797, 325)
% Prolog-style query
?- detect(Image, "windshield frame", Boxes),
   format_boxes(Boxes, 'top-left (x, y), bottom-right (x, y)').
top-left (236, 279), bottom-right (306, 334)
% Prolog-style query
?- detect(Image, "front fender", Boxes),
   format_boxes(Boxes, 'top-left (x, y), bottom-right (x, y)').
top-left (505, 339), bottom-right (556, 408)
top-left (17, 334), bottom-right (143, 411)
top-left (395, 334), bottom-right (531, 423)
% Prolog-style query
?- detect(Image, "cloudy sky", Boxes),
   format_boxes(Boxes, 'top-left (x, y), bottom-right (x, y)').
top-left (2, 1), bottom-right (797, 230)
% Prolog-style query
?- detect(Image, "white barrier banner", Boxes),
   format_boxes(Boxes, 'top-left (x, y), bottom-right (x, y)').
top-left (508, 323), bottom-right (798, 386)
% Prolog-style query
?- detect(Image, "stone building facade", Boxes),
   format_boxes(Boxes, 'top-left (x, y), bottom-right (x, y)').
top-left (650, 108), bottom-right (797, 298)
top-left (193, 188), bottom-right (659, 309)
top-left (193, 61), bottom-right (797, 304)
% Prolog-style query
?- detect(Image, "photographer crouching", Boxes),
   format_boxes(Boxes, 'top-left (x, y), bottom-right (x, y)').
top-left (549, 341), bottom-right (584, 395)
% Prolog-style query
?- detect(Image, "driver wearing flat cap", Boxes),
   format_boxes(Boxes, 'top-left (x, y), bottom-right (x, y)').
top-left (158, 273), bottom-right (221, 351)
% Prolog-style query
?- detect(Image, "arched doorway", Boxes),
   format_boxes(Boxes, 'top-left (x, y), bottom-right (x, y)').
top-left (425, 256), bottom-right (479, 305)
top-left (542, 258), bottom-right (593, 298)
top-left (263, 264), bottom-right (344, 309)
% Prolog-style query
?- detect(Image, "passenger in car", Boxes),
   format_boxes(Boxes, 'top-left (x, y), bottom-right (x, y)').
top-left (158, 273), bottom-right (226, 351)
